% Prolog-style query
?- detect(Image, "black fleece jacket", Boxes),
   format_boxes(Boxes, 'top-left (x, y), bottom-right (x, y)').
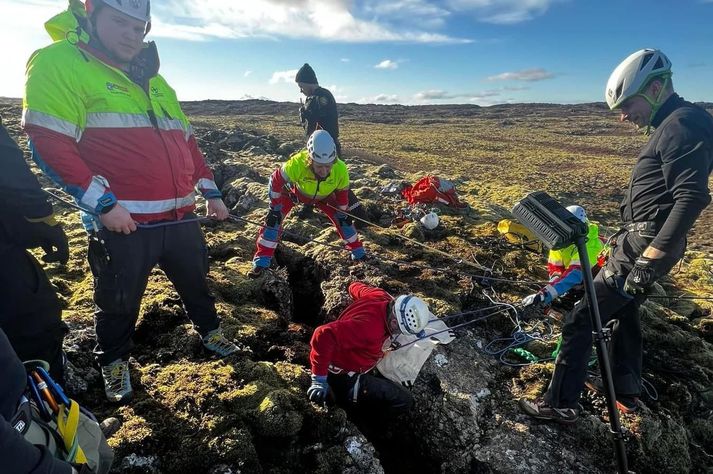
top-left (620, 94), bottom-right (713, 250)
top-left (302, 86), bottom-right (339, 141)
top-left (0, 121), bottom-right (55, 254)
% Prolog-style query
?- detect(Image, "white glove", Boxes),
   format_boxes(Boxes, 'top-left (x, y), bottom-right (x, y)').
top-left (522, 293), bottom-right (544, 307)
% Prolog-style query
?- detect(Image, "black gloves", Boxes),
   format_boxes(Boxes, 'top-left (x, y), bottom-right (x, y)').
top-left (624, 256), bottom-right (658, 295)
top-left (14, 215), bottom-right (69, 264)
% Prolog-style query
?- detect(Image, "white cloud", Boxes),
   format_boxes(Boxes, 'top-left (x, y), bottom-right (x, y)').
top-left (359, 94), bottom-right (400, 104)
top-left (486, 68), bottom-right (555, 82)
top-left (413, 86), bottom-right (529, 104)
top-left (269, 69), bottom-right (298, 84)
top-left (361, 0), bottom-right (451, 29)
top-left (375, 59), bottom-right (399, 70)
top-left (328, 84), bottom-right (349, 102)
top-left (469, 90), bottom-right (501, 100)
top-left (239, 94), bottom-right (270, 100)
top-left (0, 1), bottom-right (68, 98)
top-left (244, 70), bottom-right (253, 77)
top-left (414, 89), bottom-right (460, 100)
top-left (150, 0), bottom-right (472, 43)
top-left (446, 0), bottom-right (563, 24)
top-left (340, 58), bottom-right (351, 62)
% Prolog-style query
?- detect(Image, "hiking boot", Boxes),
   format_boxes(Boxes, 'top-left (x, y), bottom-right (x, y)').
top-left (202, 328), bottom-right (240, 357)
top-left (247, 266), bottom-right (266, 279)
top-left (584, 375), bottom-right (641, 414)
top-left (518, 397), bottom-right (580, 424)
top-left (101, 359), bottom-right (133, 404)
top-left (350, 247), bottom-right (367, 261)
top-left (99, 417), bottom-right (122, 438)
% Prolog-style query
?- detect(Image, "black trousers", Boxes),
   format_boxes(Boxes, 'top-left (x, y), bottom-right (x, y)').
top-left (88, 217), bottom-right (219, 365)
top-left (0, 246), bottom-right (66, 382)
top-left (328, 371), bottom-right (413, 416)
top-left (544, 230), bottom-right (685, 408)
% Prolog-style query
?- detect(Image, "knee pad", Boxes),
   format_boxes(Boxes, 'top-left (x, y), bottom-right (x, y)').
top-left (265, 209), bottom-right (282, 228)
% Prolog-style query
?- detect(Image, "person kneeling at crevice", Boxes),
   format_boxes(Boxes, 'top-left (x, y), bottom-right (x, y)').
top-left (249, 130), bottom-right (366, 278)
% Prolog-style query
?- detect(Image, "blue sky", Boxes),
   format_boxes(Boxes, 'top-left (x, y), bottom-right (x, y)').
top-left (1, 0), bottom-right (712, 105)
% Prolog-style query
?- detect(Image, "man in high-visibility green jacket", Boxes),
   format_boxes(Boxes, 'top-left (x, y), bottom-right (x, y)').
top-left (23, 0), bottom-right (240, 404)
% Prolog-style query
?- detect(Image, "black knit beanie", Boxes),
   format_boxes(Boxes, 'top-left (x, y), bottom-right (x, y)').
top-left (295, 63), bottom-right (318, 84)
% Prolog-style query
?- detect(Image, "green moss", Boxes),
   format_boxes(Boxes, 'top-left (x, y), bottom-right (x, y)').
top-left (254, 389), bottom-right (303, 437)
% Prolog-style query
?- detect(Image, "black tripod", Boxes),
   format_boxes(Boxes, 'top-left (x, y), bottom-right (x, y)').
top-left (513, 191), bottom-right (631, 474)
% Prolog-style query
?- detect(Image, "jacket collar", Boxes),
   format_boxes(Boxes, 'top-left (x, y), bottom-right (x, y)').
top-left (651, 93), bottom-right (685, 129)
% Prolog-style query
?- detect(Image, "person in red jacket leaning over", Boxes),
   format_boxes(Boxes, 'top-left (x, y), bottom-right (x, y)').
top-left (308, 281), bottom-right (430, 415)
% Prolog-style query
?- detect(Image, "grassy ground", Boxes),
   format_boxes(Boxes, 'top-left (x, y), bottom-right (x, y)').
top-left (2, 98), bottom-right (711, 473)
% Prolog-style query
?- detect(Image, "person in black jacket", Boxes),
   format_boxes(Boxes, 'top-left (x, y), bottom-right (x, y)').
top-left (520, 49), bottom-right (713, 422)
top-left (0, 327), bottom-right (83, 473)
top-left (0, 118), bottom-right (69, 383)
top-left (296, 63), bottom-right (340, 155)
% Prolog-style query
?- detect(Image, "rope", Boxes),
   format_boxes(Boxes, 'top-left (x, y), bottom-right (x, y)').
top-left (253, 199), bottom-right (548, 286)
top-left (390, 304), bottom-right (514, 352)
top-left (482, 316), bottom-right (556, 367)
top-left (641, 377), bottom-right (659, 401)
top-left (326, 203), bottom-right (493, 272)
top-left (226, 214), bottom-right (348, 253)
top-left (43, 188), bottom-right (207, 229)
top-left (45, 187), bottom-right (550, 286)
top-left (647, 295), bottom-right (713, 302)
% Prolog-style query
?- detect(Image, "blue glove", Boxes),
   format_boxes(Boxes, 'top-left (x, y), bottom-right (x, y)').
top-left (307, 375), bottom-right (329, 403)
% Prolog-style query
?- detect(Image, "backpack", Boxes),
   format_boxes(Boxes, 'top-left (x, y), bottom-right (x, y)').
top-left (13, 362), bottom-right (114, 474)
top-left (497, 219), bottom-right (543, 253)
top-left (401, 176), bottom-right (468, 208)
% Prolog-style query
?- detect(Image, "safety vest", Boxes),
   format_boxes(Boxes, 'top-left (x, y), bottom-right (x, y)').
top-left (22, 4), bottom-right (219, 226)
top-left (548, 222), bottom-right (603, 271)
top-left (281, 150), bottom-right (349, 200)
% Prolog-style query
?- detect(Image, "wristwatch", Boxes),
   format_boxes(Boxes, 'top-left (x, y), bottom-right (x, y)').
top-left (95, 193), bottom-right (117, 214)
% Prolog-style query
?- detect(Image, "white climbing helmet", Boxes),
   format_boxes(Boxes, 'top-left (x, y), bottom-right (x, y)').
top-left (605, 49), bottom-right (671, 110)
top-left (393, 295), bottom-right (430, 335)
top-left (306, 130), bottom-right (337, 164)
top-left (86, 0), bottom-right (151, 23)
top-left (420, 211), bottom-right (440, 230)
top-left (566, 205), bottom-right (587, 223)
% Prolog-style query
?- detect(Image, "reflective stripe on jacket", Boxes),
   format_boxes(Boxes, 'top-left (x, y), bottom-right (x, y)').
top-left (547, 222), bottom-right (603, 278)
top-left (269, 150), bottom-right (349, 208)
top-left (22, 6), bottom-right (219, 228)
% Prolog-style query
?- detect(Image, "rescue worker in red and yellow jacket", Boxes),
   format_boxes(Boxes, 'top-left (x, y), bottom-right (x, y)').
top-left (22, 0), bottom-right (239, 404)
top-left (248, 130), bottom-right (366, 278)
top-left (307, 282), bottom-right (430, 415)
top-left (522, 205), bottom-right (604, 307)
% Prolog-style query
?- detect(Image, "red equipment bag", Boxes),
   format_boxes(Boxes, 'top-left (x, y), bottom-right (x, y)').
top-left (401, 176), bottom-right (467, 207)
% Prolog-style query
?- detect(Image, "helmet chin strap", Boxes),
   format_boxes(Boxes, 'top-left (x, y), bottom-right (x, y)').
top-left (638, 74), bottom-right (671, 136)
